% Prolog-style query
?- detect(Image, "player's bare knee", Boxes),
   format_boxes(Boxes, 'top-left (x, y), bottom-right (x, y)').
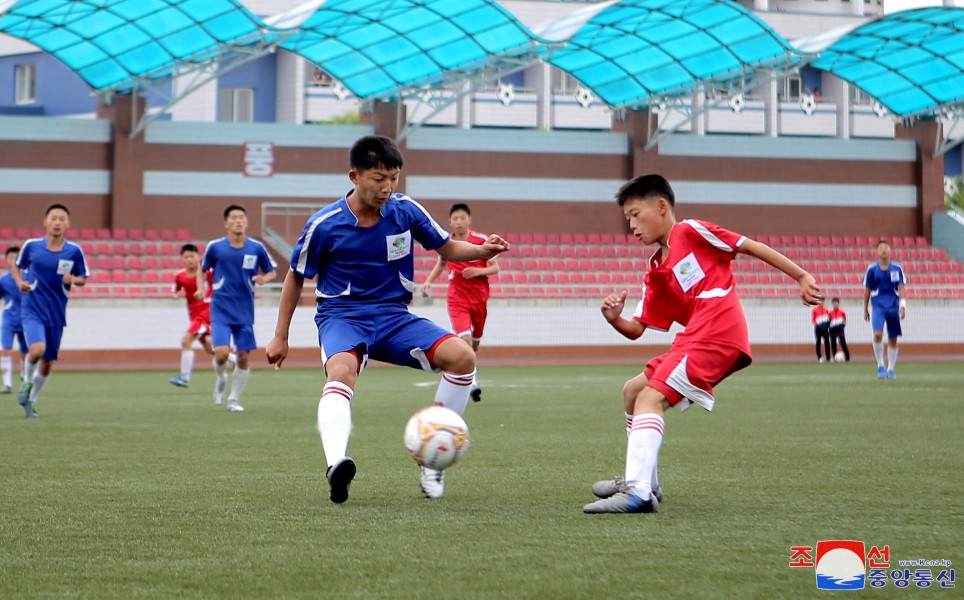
top-left (236, 351), bottom-right (250, 370)
top-left (214, 347), bottom-right (231, 363)
top-left (325, 362), bottom-right (357, 388)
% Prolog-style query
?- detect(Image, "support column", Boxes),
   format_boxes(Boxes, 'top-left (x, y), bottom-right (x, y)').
top-left (851, 0), bottom-right (865, 16)
top-left (613, 108), bottom-right (659, 177)
top-left (360, 100), bottom-right (409, 189)
top-left (97, 94), bottom-right (146, 231)
top-left (456, 81), bottom-right (472, 130)
top-left (275, 50), bottom-right (306, 124)
top-left (826, 75), bottom-right (851, 139)
top-left (761, 78), bottom-right (779, 137)
top-left (895, 120), bottom-right (945, 242)
top-left (534, 63), bottom-right (552, 131)
top-left (753, 0), bottom-right (769, 10)
top-left (691, 90), bottom-right (706, 136)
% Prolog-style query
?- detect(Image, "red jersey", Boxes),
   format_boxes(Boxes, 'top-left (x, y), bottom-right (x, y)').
top-left (829, 308), bottom-right (846, 329)
top-left (445, 230), bottom-right (491, 305)
top-left (172, 268), bottom-right (212, 321)
top-left (632, 219), bottom-right (750, 356)
top-left (812, 305), bottom-right (831, 327)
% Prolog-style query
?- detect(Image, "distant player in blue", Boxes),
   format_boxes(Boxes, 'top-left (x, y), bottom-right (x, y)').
top-left (11, 204), bottom-right (89, 417)
top-left (266, 136), bottom-right (510, 504)
top-left (1, 246), bottom-right (28, 394)
top-left (863, 240), bottom-right (906, 379)
top-left (200, 205), bottom-right (277, 412)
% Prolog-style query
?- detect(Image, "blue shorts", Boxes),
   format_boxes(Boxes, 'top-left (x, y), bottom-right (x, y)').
top-left (315, 303), bottom-right (452, 373)
top-left (22, 318), bottom-right (63, 361)
top-left (211, 322), bottom-right (257, 352)
top-left (871, 309), bottom-right (902, 339)
top-left (1, 320), bottom-right (28, 353)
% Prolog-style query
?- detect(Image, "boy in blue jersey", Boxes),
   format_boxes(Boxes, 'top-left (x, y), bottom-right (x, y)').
top-left (11, 204), bottom-right (89, 417)
top-left (1, 246), bottom-right (28, 394)
top-left (266, 136), bottom-right (510, 504)
top-left (863, 240), bottom-right (906, 379)
top-left (200, 205), bottom-right (277, 412)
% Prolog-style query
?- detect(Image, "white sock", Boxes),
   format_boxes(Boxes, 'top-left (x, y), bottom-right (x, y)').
top-left (228, 367), bottom-right (250, 402)
top-left (435, 370), bottom-right (475, 416)
top-left (872, 341), bottom-right (884, 368)
top-left (29, 372), bottom-right (48, 402)
top-left (1, 356), bottom-right (11, 388)
top-left (887, 346), bottom-right (899, 371)
top-left (21, 356), bottom-right (27, 382)
top-left (624, 412), bottom-right (633, 437)
top-left (318, 382), bottom-right (353, 468)
top-left (213, 358), bottom-right (228, 381)
top-left (228, 352), bottom-right (238, 365)
top-left (624, 413), bottom-right (665, 501)
top-left (180, 350), bottom-right (194, 381)
top-left (25, 359), bottom-right (38, 382)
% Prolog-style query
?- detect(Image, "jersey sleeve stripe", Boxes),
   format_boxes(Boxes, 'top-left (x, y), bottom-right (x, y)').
top-left (683, 219), bottom-right (732, 253)
top-left (249, 239), bottom-right (279, 269)
top-left (295, 207), bottom-right (341, 275)
top-left (400, 195), bottom-right (449, 240)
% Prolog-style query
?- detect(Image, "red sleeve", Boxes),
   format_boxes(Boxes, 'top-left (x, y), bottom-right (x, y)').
top-left (632, 278), bottom-right (673, 332)
top-left (685, 219), bottom-right (745, 258)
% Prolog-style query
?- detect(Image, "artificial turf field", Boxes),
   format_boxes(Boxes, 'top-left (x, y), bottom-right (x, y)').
top-left (1, 362), bottom-right (960, 598)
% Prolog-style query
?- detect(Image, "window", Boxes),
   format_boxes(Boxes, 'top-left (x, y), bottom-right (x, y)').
top-left (850, 86), bottom-right (872, 105)
top-left (307, 66), bottom-right (333, 87)
top-left (218, 87), bottom-right (254, 122)
top-left (15, 63), bottom-right (36, 104)
top-left (551, 68), bottom-right (580, 94)
top-left (779, 76), bottom-right (801, 101)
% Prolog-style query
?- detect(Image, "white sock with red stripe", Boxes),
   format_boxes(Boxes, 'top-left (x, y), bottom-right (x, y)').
top-left (624, 412), bottom-right (633, 437)
top-left (180, 350), bottom-right (194, 381)
top-left (624, 413), bottom-right (664, 501)
top-left (318, 381), bottom-right (353, 468)
top-left (435, 370), bottom-right (475, 416)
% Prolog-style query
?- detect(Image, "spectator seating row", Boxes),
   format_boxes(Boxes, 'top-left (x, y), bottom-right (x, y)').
top-left (501, 232), bottom-right (929, 249)
top-left (0, 228), bottom-right (192, 242)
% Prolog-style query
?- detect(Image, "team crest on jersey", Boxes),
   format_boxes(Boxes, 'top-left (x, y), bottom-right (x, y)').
top-left (56, 259), bottom-right (74, 275)
top-left (242, 254), bottom-right (258, 269)
top-left (672, 252), bottom-right (705, 292)
top-left (386, 231), bottom-right (412, 261)
top-left (890, 270), bottom-right (899, 282)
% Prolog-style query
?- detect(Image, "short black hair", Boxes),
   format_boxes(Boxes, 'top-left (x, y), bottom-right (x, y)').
top-left (45, 203), bottom-right (70, 217)
top-left (616, 174), bottom-right (675, 207)
top-left (876, 239), bottom-right (892, 249)
top-left (180, 243), bottom-right (199, 254)
top-left (4, 246), bottom-right (19, 256)
top-left (350, 135), bottom-right (403, 172)
top-left (224, 204), bottom-right (246, 220)
top-left (831, 297), bottom-right (840, 303)
top-left (449, 203), bottom-right (471, 216)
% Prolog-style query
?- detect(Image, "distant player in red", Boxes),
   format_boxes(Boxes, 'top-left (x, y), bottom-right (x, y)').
top-left (828, 296), bottom-right (850, 362)
top-left (421, 203), bottom-right (498, 402)
top-left (811, 298), bottom-right (832, 363)
top-left (169, 243), bottom-right (216, 387)
top-left (584, 174), bottom-right (821, 514)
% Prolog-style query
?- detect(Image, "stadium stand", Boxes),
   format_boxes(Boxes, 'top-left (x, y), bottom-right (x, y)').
top-left (1, 230), bottom-right (962, 300)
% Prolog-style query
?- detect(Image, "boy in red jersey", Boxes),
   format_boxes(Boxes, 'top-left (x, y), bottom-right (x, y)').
top-left (169, 243), bottom-right (228, 387)
top-left (811, 297), bottom-right (832, 363)
top-left (421, 203), bottom-right (499, 402)
top-left (828, 296), bottom-right (850, 362)
top-left (584, 174), bottom-right (821, 514)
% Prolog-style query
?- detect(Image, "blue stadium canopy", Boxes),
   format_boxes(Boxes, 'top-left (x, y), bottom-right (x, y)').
top-left (545, 0), bottom-right (800, 110)
top-left (0, 0), bottom-right (277, 92)
top-left (276, 0), bottom-right (542, 101)
top-left (811, 7), bottom-right (964, 119)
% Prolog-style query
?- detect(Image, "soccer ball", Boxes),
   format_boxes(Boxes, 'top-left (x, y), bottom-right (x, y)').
top-left (834, 351), bottom-right (846, 363)
top-left (404, 406), bottom-right (470, 471)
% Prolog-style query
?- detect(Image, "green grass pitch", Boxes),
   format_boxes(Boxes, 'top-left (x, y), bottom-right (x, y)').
top-left (1, 362), bottom-right (961, 598)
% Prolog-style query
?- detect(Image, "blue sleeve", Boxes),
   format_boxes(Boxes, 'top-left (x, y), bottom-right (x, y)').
top-left (863, 266), bottom-right (873, 289)
top-left (401, 197), bottom-right (449, 251)
top-left (898, 266), bottom-right (906, 286)
top-left (258, 245), bottom-right (277, 273)
top-left (290, 215), bottom-right (326, 279)
top-left (202, 243), bottom-right (215, 272)
top-left (15, 244), bottom-right (30, 269)
top-left (73, 248), bottom-right (89, 278)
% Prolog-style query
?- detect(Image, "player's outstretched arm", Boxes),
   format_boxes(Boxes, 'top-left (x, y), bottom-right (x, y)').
top-left (437, 234), bottom-right (510, 263)
top-left (897, 284), bottom-right (906, 319)
top-left (266, 269), bottom-right (305, 370)
top-left (602, 290), bottom-right (646, 340)
top-left (421, 257), bottom-right (446, 296)
top-left (739, 239), bottom-right (822, 306)
top-left (252, 269), bottom-right (278, 286)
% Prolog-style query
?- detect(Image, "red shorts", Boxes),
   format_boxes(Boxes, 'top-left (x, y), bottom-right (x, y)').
top-left (449, 302), bottom-right (487, 341)
top-left (644, 344), bottom-right (751, 411)
top-left (186, 315), bottom-right (210, 343)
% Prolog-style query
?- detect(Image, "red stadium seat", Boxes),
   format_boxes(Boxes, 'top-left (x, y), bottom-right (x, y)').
top-left (95, 257), bottom-right (111, 270)
top-left (532, 233), bottom-right (546, 244)
top-left (144, 230), bottom-right (160, 241)
top-left (518, 233), bottom-right (533, 244)
top-left (112, 271), bottom-right (128, 284)
top-left (176, 229), bottom-right (192, 241)
top-left (587, 233), bottom-right (601, 244)
top-left (15, 228), bottom-right (30, 239)
top-left (160, 230), bottom-right (175, 241)
top-left (546, 233), bottom-right (560, 244)
top-left (111, 229), bottom-right (128, 240)
top-left (503, 233), bottom-right (519, 244)
top-left (145, 271), bottom-right (160, 283)
top-left (573, 233), bottom-right (587, 244)
top-left (92, 271), bottom-right (110, 284)
top-left (128, 243), bottom-right (143, 255)
top-left (81, 228), bottom-right (97, 240)
top-left (0, 227), bottom-right (13, 239)
top-left (600, 233), bottom-right (615, 244)
top-left (143, 257), bottom-right (159, 269)
top-left (96, 229), bottom-right (111, 240)
top-left (559, 233), bottom-right (573, 244)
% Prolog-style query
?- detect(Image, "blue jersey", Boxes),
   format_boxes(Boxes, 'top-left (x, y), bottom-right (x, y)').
top-left (291, 192), bottom-right (450, 307)
top-left (864, 261), bottom-right (905, 314)
top-left (0, 271), bottom-right (23, 329)
top-left (16, 237), bottom-right (89, 327)
top-left (202, 237), bottom-right (277, 325)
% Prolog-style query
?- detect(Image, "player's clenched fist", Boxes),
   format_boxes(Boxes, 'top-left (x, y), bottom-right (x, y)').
top-left (601, 290), bottom-right (628, 323)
